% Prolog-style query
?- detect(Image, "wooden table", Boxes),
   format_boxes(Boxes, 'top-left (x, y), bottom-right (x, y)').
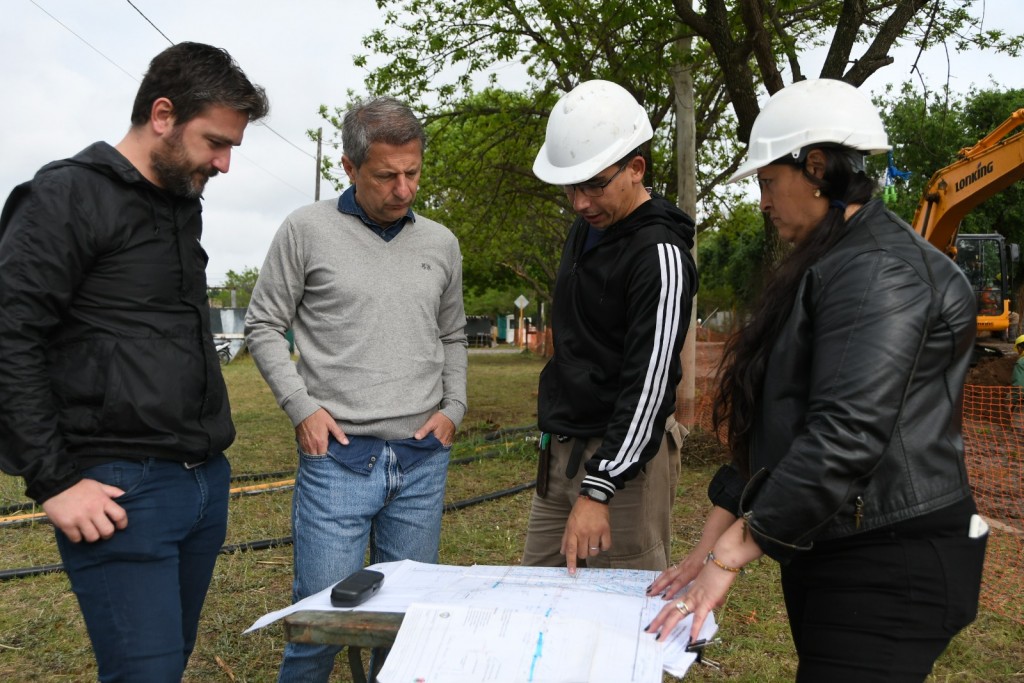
top-left (283, 610), bottom-right (404, 683)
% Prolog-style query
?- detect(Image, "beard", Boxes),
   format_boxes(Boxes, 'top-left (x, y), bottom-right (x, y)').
top-left (150, 128), bottom-right (218, 199)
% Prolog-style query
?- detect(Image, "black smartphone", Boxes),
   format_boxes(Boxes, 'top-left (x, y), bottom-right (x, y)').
top-left (330, 569), bottom-right (385, 607)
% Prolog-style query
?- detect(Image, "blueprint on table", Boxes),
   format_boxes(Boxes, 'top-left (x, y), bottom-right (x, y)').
top-left (246, 559), bottom-right (717, 680)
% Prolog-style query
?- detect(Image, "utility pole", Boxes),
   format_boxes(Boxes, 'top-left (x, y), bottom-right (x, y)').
top-left (671, 35), bottom-right (699, 430)
top-left (315, 127), bottom-right (323, 201)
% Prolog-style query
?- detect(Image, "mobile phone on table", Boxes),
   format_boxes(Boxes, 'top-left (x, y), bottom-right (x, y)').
top-left (330, 569), bottom-right (385, 607)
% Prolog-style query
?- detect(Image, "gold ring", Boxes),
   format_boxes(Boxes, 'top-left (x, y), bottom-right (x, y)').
top-left (675, 600), bottom-right (690, 616)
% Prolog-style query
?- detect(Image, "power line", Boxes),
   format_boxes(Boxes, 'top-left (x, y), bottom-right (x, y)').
top-left (28, 0), bottom-right (319, 196)
top-left (123, 0), bottom-right (316, 160)
top-left (124, 0), bottom-right (173, 45)
top-left (28, 0), bottom-right (138, 82)
top-left (234, 148), bottom-right (313, 200)
top-left (255, 121), bottom-right (317, 160)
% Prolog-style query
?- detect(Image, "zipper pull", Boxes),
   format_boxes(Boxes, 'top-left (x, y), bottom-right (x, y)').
top-left (854, 497), bottom-right (864, 530)
top-left (742, 512), bottom-right (751, 543)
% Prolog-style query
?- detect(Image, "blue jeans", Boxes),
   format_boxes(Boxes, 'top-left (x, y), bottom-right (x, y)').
top-left (278, 440), bottom-right (450, 683)
top-left (54, 454), bottom-right (230, 683)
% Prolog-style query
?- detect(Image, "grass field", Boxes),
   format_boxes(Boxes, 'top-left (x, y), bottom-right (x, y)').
top-left (1, 350), bottom-right (1022, 682)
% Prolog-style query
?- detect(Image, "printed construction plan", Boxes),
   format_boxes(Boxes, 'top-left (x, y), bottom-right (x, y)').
top-left (247, 560), bottom-right (717, 679)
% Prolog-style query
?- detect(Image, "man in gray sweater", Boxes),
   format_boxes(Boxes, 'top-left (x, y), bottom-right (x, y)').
top-left (244, 97), bottom-right (467, 683)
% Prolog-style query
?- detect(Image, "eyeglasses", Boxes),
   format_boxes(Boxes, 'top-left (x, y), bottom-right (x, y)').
top-left (563, 159), bottom-right (631, 200)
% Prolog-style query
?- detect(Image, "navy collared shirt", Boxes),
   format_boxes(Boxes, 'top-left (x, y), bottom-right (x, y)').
top-left (582, 225), bottom-right (605, 253)
top-left (323, 434), bottom-right (446, 474)
top-left (337, 185), bottom-right (415, 242)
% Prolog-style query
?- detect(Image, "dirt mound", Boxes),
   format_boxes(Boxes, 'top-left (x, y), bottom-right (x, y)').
top-left (968, 351), bottom-right (1017, 386)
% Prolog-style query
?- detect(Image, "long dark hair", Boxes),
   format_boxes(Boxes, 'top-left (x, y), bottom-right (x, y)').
top-left (712, 146), bottom-right (877, 477)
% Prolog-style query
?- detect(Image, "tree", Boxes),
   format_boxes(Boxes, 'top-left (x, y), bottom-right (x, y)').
top-left (876, 83), bottom-right (1024, 314)
top-left (697, 201), bottom-right (765, 321)
top-left (340, 2), bottom-right (1020, 283)
top-left (211, 266), bottom-right (259, 309)
top-left (334, 0), bottom-right (1021, 430)
top-left (313, 88), bottom-right (565, 304)
top-left (338, 1), bottom-right (750, 300)
top-left (670, 0), bottom-right (1023, 266)
top-left (419, 89), bottom-right (566, 304)
top-left (871, 82), bottom-right (966, 224)
top-left (876, 84), bottom-right (1024, 239)
top-left (674, 0), bottom-right (1022, 143)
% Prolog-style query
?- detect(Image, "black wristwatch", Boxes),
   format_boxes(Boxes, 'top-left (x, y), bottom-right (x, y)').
top-left (579, 486), bottom-right (610, 504)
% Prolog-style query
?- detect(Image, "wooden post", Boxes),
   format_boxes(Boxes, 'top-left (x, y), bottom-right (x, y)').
top-left (671, 37), bottom-right (698, 429)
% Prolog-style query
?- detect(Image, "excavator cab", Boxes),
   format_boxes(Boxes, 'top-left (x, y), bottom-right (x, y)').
top-left (954, 234), bottom-right (1019, 337)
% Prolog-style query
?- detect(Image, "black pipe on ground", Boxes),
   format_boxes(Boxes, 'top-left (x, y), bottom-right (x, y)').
top-left (0, 481), bottom-right (537, 580)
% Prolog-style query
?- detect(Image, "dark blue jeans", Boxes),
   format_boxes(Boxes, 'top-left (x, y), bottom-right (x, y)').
top-left (781, 523), bottom-right (987, 682)
top-left (54, 454), bottom-right (230, 683)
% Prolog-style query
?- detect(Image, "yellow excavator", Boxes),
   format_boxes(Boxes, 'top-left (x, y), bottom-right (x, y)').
top-left (911, 109), bottom-right (1024, 337)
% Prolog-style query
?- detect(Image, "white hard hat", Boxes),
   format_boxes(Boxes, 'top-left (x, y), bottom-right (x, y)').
top-left (727, 78), bottom-right (890, 183)
top-left (533, 80), bottom-right (653, 185)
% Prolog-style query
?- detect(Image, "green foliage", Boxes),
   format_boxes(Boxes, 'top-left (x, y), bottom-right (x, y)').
top-left (959, 89), bottom-right (1024, 243)
top-left (877, 83), bottom-right (1024, 312)
top-left (361, 0), bottom-right (680, 113)
top-left (356, 0), bottom-right (760, 210)
top-left (876, 84), bottom-right (1024, 246)
top-left (211, 266), bottom-right (260, 308)
top-left (418, 89), bottom-right (567, 305)
top-left (697, 201), bottom-right (765, 320)
top-left (342, 0), bottom-right (752, 304)
top-left (464, 284), bottom-right (535, 320)
top-left (321, 1), bottom-right (1024, 311)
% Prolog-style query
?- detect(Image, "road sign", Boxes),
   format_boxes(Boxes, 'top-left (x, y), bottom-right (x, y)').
top-left (514, 295), bottom-right (529, 310)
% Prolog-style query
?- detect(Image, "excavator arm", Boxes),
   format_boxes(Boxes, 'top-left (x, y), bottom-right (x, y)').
top-left (910, 109), bottom-right (1024, 337)
top-left (913, 109), bottom-right (1024, 254)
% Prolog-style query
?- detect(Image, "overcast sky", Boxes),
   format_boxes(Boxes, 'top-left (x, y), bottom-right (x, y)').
top-left (2, 0), bottom-right (1023, 285)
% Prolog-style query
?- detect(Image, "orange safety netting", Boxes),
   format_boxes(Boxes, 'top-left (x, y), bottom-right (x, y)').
top-left (962, 384), bottom-right (1024, 625)
top-left (688, 378), bottom-right (1024, 625)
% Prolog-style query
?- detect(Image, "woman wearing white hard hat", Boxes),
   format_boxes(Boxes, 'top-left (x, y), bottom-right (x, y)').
top-left (646, 79), bottom-right (986, 681)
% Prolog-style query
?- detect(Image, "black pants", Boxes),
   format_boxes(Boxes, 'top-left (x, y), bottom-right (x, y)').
top-left (780, 523), bottom-right (986, 682)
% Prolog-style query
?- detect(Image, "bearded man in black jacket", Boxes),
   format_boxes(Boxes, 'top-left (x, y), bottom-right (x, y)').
top-left (0, 43), bottom-right (268, 682)
top-left (523, 80), bottom-right (698, 574)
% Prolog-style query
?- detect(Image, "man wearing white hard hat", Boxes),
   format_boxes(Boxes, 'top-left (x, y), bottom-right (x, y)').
top-left (524, 80), bottom-right (699, 574)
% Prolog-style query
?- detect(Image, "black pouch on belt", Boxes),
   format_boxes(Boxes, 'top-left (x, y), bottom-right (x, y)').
top-left (535, 433), bottom-right (551, 498)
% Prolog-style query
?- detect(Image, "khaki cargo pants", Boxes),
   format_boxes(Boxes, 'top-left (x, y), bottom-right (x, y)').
top-left (521, 417), bottom-right (686, 570)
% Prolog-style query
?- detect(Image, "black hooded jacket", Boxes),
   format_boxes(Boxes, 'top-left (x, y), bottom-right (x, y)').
top-left (0, 142), bottom-right (235, 503)
top-left (538, 195), bottom-right (698, 500)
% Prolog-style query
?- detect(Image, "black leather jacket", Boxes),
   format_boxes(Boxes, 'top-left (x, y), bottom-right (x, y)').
top-left (710, 200), bottom-right (976, 563)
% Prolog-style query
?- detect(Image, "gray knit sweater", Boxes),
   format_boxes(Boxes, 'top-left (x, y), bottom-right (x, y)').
top-left (244, 200), bottom-right (468, 440)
